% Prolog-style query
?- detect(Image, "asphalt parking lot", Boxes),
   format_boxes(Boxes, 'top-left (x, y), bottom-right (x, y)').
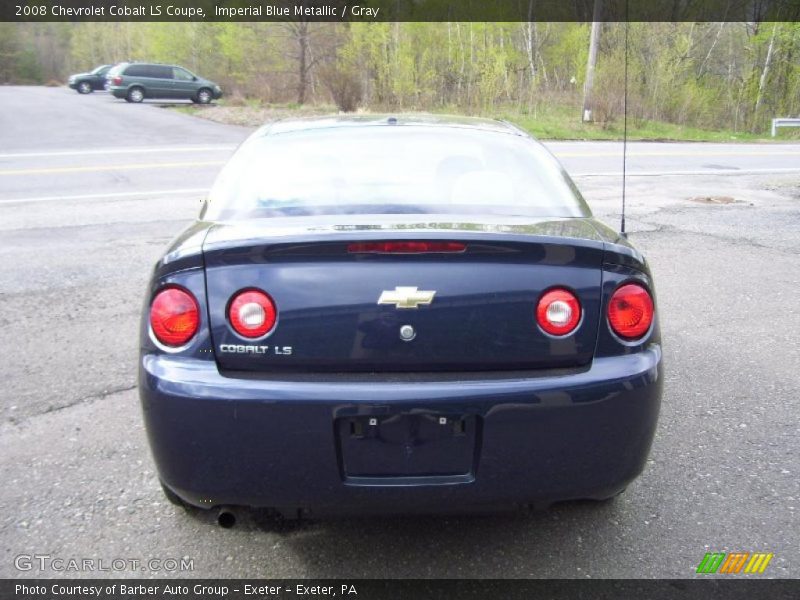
top-left (1, 86), bottom-right (798, 578)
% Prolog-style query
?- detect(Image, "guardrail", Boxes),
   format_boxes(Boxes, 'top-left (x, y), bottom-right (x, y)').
top-left (771, 118), bottom-right (800, 137)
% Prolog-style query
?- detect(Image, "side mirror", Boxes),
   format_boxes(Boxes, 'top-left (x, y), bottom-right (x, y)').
top-left (192, 76), bottom-right (197, 81)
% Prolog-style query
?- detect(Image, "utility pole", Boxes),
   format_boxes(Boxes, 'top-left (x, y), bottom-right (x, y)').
top-left (582, 0), bottom-right (603, 122)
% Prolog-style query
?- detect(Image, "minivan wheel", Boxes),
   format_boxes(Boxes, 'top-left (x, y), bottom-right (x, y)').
top-left (127, 86), bottom-right (145, 103)
top-left (195, 88), bottom-right (213, 104)
top-left (77, 81), bottom-right (93, 94)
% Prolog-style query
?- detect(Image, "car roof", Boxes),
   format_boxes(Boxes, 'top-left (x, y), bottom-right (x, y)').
top-left (259, 114), bottom-right (528, 138)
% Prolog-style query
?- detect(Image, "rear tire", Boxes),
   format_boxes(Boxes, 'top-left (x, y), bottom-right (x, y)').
top-left (160, 481), bottom-right (187, 508)
top-left (593, 486), bottom-right (627, 503)
top-left (126, 86), bottom-right (144, 103)
top-left (77, 81), bottom-right (93, 94)
top-left (195, 88), bottom-right (213, 104)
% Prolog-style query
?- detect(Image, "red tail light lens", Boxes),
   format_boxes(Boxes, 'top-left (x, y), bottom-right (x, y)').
top-left (229, 290), bottom-right (276, 338)
top-left (348, 241), bottom-right (466, 254)
top-left (608, 283), bottom-right (654, 340)
top-left (150, 287), bottom-right (200, 347)
top-left (536, 288), bottom-right (581, 336)
top-left (112, 76), bottom-right (122, 85)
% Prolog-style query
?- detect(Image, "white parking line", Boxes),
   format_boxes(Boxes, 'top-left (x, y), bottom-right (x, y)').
top-left (0, 188), bottom-right (208, 205)
top-left (0, 145), bottom-right (237, 159)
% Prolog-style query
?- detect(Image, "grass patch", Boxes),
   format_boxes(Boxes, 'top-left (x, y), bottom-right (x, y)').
top-left (172, 100), bottom-right (336, 127)
top-left (493, 104), bottom-right (787, 142)
top-left (174, 99), bottom-right (799, 142)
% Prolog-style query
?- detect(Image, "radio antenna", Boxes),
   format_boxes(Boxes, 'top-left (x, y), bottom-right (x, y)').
top-left (620, 2), bottom-right (629, 235)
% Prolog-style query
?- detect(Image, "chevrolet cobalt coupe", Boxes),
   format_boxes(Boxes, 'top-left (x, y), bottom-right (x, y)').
top-left (140, 115), bottom-right (662, 521)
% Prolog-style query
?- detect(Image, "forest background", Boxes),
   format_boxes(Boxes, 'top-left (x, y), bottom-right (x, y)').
top-left (2, 21), bottom-right (799, 140)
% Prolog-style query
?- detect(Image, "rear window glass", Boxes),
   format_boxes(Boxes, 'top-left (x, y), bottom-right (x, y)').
top-left (124, 64), bottom-right (171, 78)
top-left (203, 126), bottom-right (591, 221)
top-left (123, 64), bottom-right (149, 77)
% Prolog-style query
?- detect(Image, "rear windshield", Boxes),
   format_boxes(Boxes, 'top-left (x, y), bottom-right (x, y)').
top-left (202, 126), bottom-right (591, 221)
top-left (107, 64), bottom-right (126, 77)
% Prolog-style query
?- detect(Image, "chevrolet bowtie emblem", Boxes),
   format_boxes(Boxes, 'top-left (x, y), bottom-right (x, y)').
top-left (377, 286), bottom-right (436, 309)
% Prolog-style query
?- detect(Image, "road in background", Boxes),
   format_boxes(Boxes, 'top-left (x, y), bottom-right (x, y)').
top-left (1, 87), bottom-right (798, 578)
top-left (0, 87), bottom-right (243, 206)
top-left (3, 87), bottom-right (800, 207)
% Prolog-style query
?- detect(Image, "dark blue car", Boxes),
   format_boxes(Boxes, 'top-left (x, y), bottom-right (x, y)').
top-left (140, 115), bottom-right (662, 525)
top-left (67, 64), bottom-right (113, 94)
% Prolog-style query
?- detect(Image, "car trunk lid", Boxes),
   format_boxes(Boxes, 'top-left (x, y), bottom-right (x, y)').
top-left (203, 217), bottom-right (605, 373)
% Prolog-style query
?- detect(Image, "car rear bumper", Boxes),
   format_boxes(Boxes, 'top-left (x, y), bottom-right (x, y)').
top-left (139, 346), bottom-right (663, 515)
top-left (108, 86), bottom-right (127, 98)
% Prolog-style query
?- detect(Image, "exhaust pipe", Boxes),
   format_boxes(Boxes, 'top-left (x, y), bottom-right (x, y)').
top-left (217, 507), bottom-right (237, 528)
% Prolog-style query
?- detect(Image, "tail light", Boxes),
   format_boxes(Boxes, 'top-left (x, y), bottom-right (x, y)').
top-left (348, 241), bottom-right (466, 254)
top-left (608, 283), bottom-right (654, 340)
top-left (537, 288), bottom-right (581, 336)
top-left (111, 76), bottom-right (122, 85)
top-left (228, 289), bottom-right (276, 338)
top-left (150, 287), bottom-right (199, 347)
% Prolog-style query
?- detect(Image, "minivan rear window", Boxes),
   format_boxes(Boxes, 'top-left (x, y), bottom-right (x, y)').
top-left (107, 64), bottom-right (126, 77)
top-left (124, 64), bottom-right (172, 78)
top-left (123, 64), bottom-right (150, 77)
